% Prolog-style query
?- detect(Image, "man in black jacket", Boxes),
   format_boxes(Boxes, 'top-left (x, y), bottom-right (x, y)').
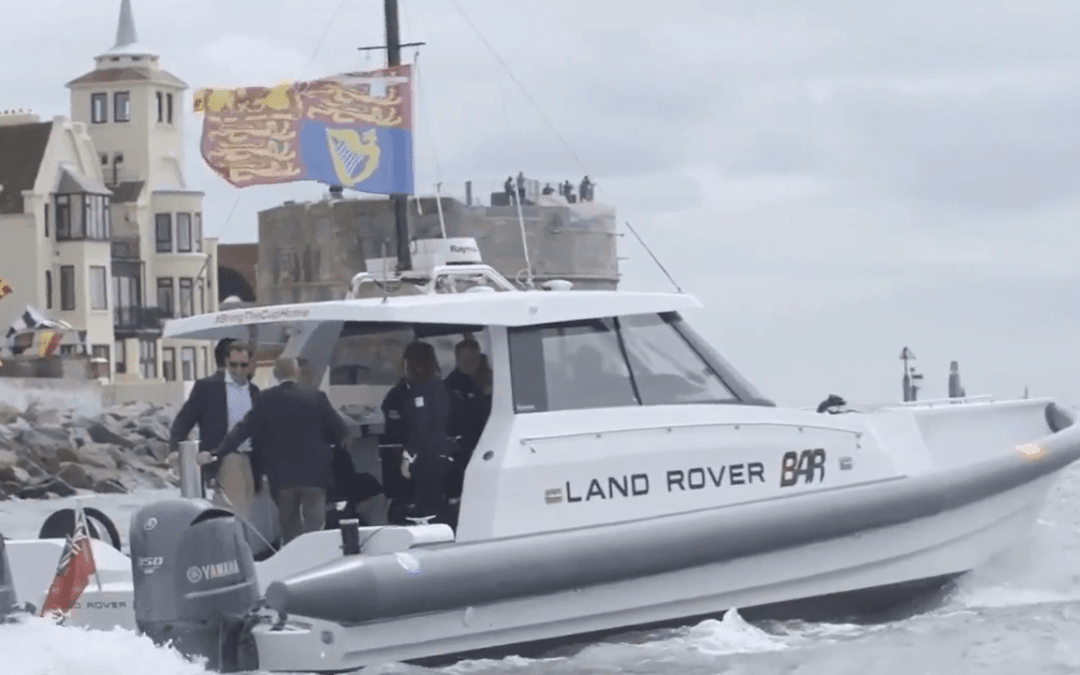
top-left (215, 356), bottom-right (349, 544)
top-left (169, 340), bottom-right (260, 494)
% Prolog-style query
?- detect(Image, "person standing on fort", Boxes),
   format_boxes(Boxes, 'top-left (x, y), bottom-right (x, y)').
top-left (580, 176), bottom-right (594, 201)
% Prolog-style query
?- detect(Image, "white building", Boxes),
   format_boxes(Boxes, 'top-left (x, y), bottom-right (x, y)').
top-left (0, 0), bottom-right (219, 391)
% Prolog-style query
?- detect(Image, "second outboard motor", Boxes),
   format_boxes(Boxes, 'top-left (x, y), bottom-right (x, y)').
top-left (129, 498), bottom-right (260, 672)
top-left (0, 534), bottom-right (18, 621)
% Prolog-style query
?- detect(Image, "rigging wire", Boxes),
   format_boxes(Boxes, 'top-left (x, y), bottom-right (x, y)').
top-left (446, 0), bottom-right (685, 293)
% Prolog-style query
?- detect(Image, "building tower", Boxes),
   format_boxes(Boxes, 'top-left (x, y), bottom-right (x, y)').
top-left (64, 0), bottom-right (219, 384)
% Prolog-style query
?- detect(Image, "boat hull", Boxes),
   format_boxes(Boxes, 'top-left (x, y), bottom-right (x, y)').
top-left (254, 470), bottom-right (1054, 672)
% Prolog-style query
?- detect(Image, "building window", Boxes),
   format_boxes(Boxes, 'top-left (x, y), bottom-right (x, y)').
top-left (162, 347), bottom-right (176, 381)
top-left (155, 213), bottom-right (172, 252)
top-left (201, 346), bottom-right (209, 378)
top-left (83, 194), bottom-right (109, 239)
top-left (139, 338), bottom-right (158, 379)
top-left (99, 152), bottom-right (109, 166)
top-left (54, 195), bottom-right (71, 238)
top-left (60, 265), bottom-right (75, 311)
top-left (44, 203), bottom-right (49, 237)
top-left (91, 93), bottom-right (107, 123)
top-left (181, 346), bottom-right (196, 381)
top-left (113, 270), bottom-right (141, 311)
top-left (194, 213), bottom-right (203, 252)
top-left (166, 93), bottom-right (174, 124)
top-left (89, 266), bottom-right (108, 310)
top-left (115, 340), bottom-right (126, 374)
top-left (156, 91), bottom-right (164, 123)
top-left (197, 278), bottom-right (205, 314)
top-left (178, 277), bottom-right (194, 317)
top-left (114, 92), bottom-right (131, 123)
top-left (177, 213), bottom-right (192, 252)
top-left (55, 194), bottom-right (109, 240)
top-left (45, 270), bottom-right (52, 310)
top-left (156, 277), bottom-right (174, 317)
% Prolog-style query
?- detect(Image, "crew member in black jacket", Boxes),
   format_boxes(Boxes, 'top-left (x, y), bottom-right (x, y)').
top-left (380, 365), bottom-right (413, 508)
top-left (400, 341), bottom-right (454, 524)
top-left (443, 337), bottom-right (492, 500)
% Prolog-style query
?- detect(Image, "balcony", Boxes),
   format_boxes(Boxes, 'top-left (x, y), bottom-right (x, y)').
top-left (114, 305), bottom-right (171, 335)
top-left (111, 236), bottom-right (140, 260)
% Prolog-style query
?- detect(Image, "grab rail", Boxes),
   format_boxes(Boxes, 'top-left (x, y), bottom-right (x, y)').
top-left (518, 420), bottom-right (865, 446)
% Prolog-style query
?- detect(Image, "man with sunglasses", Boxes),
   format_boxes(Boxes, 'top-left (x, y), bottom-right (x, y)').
top-left (169, 340), bottom-right (261, 500)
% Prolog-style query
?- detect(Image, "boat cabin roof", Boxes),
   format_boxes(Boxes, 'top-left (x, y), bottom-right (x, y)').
top-left (162, 289), bottom-right (704, 341)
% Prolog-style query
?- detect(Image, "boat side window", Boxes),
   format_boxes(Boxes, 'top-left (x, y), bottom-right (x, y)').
top-left (616, 313), bottom-right (738, 404)
top-left (508, 318), bottom-right (638, 413)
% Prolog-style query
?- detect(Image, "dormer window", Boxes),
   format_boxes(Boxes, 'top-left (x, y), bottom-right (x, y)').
top-left (114, 92), bottom-right (131, 123)
top-left (91, 93), bottom-right (107, 124)
top-left (156, 92), bottom-right (163, 123)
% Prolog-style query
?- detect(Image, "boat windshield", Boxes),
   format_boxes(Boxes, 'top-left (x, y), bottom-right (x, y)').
top-left (507, 311), bottom-right (774, 414)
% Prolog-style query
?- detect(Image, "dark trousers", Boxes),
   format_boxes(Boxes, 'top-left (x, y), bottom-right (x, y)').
top-left (412, 455), bottom-right (452, 519)
top-left (273, 486), bottom-right (326, 544)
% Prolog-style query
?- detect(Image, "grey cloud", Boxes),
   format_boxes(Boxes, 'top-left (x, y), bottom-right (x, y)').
top-left (822, 80), bottom-right (1080, 213)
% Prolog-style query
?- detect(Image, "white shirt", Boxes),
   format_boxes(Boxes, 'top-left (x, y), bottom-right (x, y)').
top-left (224, 371), bottom-right (253, 453)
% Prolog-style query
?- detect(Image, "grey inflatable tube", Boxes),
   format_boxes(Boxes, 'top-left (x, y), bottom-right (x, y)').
top-left (266, 403), bottom-right (1080, 625)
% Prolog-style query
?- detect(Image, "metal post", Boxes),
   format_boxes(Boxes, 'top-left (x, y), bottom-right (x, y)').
top-left (385, 0), bottom-right (412, 271)
top-left (178, 440), bottom-right (203, 499)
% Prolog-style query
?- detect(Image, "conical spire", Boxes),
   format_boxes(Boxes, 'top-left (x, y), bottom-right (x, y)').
top-left (113, 0), bottom-right (139, 50)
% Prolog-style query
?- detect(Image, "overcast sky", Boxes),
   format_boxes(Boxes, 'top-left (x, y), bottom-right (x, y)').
top-left (4, 0), bottom-right (1080, 408)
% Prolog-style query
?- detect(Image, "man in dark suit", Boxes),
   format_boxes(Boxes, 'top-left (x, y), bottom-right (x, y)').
top-left (169, 340), bottom-right (260, 495)
top-left (215, 356), bottom-right (349, 544)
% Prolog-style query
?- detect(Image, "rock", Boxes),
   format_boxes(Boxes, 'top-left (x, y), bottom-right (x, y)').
top-left (15, 428), bottom-right (71, 473)
top-left (22, 402), bottom-right (62, 426)
top-left (143, 439), bottom-right (172, 462)
top-left (0, 396), bottom-right (188, 501)
top-left (93, 478), bottom-right (127, 494)
top-left (0, 402), bottom-right (19, 425)
top-left (57, 462), bottom-right (93, 490)
top-left (86, 420), bottom-right (134, 449)
top-left (75, 443), bottom-right (120, 471)
top-left (0, 449), bottom-right (31, 485)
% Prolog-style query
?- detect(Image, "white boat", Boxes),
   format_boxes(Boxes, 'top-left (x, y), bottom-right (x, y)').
top-left (3, 236), bottom-right (1080, 672)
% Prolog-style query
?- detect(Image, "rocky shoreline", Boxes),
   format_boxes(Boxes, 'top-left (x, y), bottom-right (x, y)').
top-left (0, 400), bottom-right (181, 501)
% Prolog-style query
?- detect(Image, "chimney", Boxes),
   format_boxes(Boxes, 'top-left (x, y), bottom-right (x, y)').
top-left (329, 185), bottom-right (344, 200)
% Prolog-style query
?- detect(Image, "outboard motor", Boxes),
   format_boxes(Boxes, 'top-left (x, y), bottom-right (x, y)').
top-left (129, 498), bottom-right (261, 672)
top-left (0, 534), bottom-right (18, 621)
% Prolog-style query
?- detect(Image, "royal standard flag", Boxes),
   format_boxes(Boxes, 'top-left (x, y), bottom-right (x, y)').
top-left (0, 277), bottom-right (12, 300)
top-left (194, 65), bottom-right (414, 196)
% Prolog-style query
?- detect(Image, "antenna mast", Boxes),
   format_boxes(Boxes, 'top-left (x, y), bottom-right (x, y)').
top-left (384, 0), bottom-right (411, 271)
